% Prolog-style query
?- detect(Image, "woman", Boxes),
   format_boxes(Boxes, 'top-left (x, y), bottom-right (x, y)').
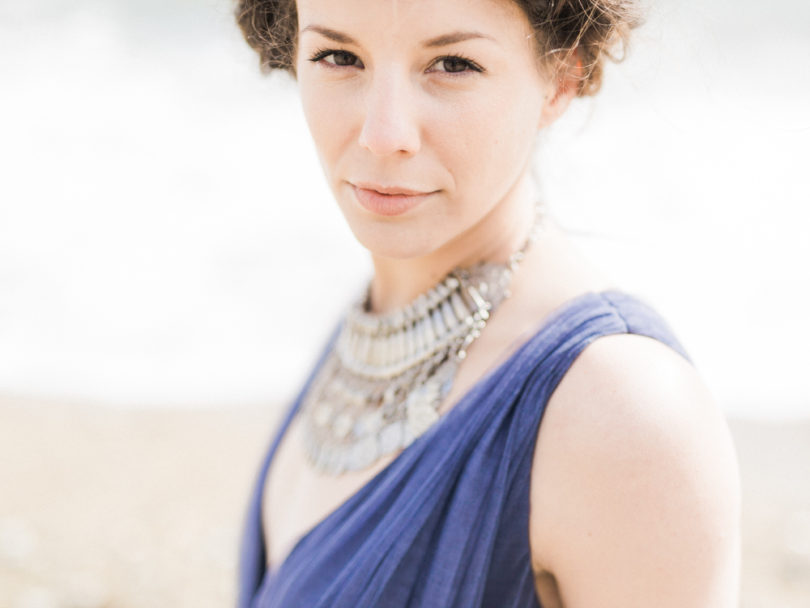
top-left (235, 0), bottom-right (741, 606)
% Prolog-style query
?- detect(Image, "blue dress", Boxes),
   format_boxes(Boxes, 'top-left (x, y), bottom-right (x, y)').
top-left (238, 290), bottom-right (690, 607)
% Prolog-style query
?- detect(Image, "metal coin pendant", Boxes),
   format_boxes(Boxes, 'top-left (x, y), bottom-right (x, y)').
top-left (298, 206), bottom-right (545, 475)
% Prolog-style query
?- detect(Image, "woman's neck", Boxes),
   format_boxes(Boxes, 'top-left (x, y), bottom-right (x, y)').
top-left (366, 176), bottom-right (539, 314)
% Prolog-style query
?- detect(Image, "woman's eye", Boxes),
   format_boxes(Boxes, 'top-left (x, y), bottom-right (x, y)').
top-left (433, 56), bottom-right (479, 74)
top-left (429, 55), bottom-right (485, 76)
top-left (307, 49), bottom-right (483, 76)
top-left (309, 49), bottom-right (362, 68)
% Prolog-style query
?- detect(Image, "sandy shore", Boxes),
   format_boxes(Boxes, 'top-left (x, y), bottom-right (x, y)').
top-left (0, 395), bottom-right (808, 607)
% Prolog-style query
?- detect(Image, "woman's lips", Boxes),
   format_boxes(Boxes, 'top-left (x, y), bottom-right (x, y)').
top-left (351, 184), bottom-right (435, 217)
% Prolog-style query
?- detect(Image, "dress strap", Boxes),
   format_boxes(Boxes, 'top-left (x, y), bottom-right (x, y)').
top-left (238, 290), bottom-right (692, 607)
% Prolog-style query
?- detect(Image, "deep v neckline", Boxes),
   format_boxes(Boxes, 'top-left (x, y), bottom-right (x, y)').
top-left (258, 289), bottom-right (620, 583)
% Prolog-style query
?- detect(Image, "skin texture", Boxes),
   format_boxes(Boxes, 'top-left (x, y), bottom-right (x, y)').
top-left (284, 0), bottom-right (742, 605)
top-left (294, 0), bottom-right (574, 313)
top-left (531, 333), bottom-right (741, 606)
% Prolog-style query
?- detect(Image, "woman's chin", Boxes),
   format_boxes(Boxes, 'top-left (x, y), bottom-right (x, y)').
top-left (348, 225), bottom-right (439, 261)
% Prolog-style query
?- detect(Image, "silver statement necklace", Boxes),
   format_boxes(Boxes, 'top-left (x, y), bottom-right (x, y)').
top-left (299, 206), bottom-right (544, 475)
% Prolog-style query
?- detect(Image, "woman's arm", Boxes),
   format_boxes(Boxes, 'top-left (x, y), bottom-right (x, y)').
top-left (529, 333), bottom-right (741, 607)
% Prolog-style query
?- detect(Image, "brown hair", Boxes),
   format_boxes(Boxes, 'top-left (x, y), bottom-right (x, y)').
top-left (234, 0), bottom-right (641, 96)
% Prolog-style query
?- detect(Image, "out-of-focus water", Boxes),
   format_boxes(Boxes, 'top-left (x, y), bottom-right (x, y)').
top-left (0, 0), bottom-right (808, 418)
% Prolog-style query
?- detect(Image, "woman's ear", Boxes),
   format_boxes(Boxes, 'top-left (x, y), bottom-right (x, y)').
top-left (538, 52), bottom-right (583, 129)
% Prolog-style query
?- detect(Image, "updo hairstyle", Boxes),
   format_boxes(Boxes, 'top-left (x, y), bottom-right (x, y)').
top-left (234, 0), bottom-right (641, 96)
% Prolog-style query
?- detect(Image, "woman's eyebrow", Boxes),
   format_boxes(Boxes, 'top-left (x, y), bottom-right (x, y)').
top-left (423, 31), bottom-right (498, 48)
top-left (299, 25), bottom-right (498, 48)
top-left (300, 25), bottom-right (355, 44)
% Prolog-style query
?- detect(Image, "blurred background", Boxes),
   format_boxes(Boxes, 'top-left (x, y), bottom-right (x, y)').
top-left (0, 0), bottom-right (808, 606)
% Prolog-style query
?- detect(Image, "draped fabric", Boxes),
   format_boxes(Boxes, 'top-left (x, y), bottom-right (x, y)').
top-left (237, 290), bottom-right (690, 607)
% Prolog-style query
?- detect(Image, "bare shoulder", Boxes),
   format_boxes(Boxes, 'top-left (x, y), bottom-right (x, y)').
top-left (528, 333), bottom-right (741, 607)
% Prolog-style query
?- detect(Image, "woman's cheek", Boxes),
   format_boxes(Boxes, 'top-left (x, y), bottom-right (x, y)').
top-left (304, 83), bottom-right (358, 158)
top-left (301, 99), bottom-right (339, 178)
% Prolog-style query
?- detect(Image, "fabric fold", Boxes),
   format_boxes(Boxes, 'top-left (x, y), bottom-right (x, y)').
top-left (238, 290), bottom-right (691, 608)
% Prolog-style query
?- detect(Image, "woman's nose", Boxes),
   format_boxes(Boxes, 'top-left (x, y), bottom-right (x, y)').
top-left (357, 73), bottom-right (421, 157)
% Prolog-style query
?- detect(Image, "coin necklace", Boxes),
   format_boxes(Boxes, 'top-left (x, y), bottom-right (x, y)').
top-left (299, 205), bottom-right (544, 475)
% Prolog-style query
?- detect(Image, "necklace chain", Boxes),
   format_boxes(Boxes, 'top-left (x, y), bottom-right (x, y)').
top-left (299, 204), bottom-right (545, 475)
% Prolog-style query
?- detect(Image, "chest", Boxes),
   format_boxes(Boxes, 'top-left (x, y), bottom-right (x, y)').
top-left (261, 407), bottom-right (564, 608)
top-left (260, 316), bottom-right (523, 571)
top-left (261, 412), bottom-right (403, 572)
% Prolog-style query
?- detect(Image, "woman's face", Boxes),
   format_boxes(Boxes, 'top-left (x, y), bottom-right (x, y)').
top-left (295, 0), bottom-right (554, 260)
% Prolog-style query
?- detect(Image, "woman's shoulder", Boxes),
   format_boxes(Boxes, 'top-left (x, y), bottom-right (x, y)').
top-left (542, 331), bottom-right (717, 441)
top-left (527, 332), bottom-right (741, 605)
